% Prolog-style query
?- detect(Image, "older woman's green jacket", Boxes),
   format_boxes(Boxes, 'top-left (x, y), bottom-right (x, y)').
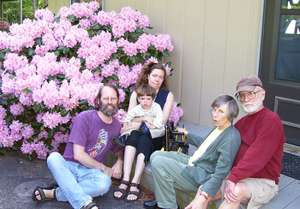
top-left (182, 126), bottom-right (241, 197)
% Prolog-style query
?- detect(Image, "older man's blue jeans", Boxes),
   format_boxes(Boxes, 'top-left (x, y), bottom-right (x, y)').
top-left (47, 152), bottom-right (111, 209)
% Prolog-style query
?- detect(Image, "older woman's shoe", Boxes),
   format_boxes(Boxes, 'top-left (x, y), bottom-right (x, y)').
top-left (143, 199), bottom-right (158, 209)
top-left (143, 199), bottom-right (178, 209)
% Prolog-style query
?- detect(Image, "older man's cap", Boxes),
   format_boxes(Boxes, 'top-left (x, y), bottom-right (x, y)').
top-left (235, 76), bottom-right (263, 94)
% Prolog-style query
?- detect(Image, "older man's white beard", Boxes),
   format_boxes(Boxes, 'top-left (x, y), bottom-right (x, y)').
top-left (242, 102), bottom-right (263, 114)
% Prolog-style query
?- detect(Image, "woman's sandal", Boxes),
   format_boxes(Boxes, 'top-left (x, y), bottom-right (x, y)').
top-left (32, 184), bottom-right (57, 202)
top-left (126, 182), bottom-right (141, 202)
top-left (113, 180), bottom-right (130, 200)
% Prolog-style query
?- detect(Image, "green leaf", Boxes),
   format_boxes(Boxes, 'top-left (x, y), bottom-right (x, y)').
top-left (35, 37), bottom-right (43, 46)
top-left (0, 49), bottom-right (10, 61)
top-left (60, 109), bottom-right (69, 117)
top-left (67, 15), bottom-right (78, 24)
top-left (32, 103), bottom-right (44, 113)
top-left (23, 88), bottom-right (32, 94)
top-left (57, 74), bottom-right (66, 81)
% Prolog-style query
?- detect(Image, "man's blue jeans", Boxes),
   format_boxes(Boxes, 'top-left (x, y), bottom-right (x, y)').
top-left (47, 152), bottom-right (111, 209)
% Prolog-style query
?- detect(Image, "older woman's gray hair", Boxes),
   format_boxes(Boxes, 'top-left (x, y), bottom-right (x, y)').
top-left (211, 95), bottom-right (239, 122)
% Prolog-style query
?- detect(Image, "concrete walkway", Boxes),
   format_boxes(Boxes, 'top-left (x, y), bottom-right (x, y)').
top-left (0, 152), bottom-right (145, 209)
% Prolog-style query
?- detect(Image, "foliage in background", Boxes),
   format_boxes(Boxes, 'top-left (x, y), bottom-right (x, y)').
top-left (1, 0), bottom-right (47, 24)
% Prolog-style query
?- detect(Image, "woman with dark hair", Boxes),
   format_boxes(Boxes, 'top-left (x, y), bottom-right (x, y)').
top-left (144, 95), bottom-right (241, 209)
top-left (113, 62), bottom-right (174, 201)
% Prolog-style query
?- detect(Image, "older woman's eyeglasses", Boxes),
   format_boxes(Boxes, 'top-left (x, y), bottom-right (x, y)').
top-left (236, 91), bottom-right (260, 102)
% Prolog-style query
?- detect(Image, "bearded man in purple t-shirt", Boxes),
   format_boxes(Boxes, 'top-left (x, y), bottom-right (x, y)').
top-left (32, 85), bottom-right (123, 209)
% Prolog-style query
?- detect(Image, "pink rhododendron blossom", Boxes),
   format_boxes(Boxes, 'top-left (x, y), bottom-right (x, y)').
top-left (34, 142), bottom-right (49, 159)
top-left (54, 132), bottom-right (69, 143)
top-left (42, 112), bottom-right (71, 129)
top-left (34, 9), bottom-right (54, 22)
top-left (3, 53), bottom-right (28, 71)
top-left (21, 142), bottom-right (48, 159)
top-left (21, 125), bottom-right (34, 139)
top-left (115, 109), bottom-right (127, 123)
top-left (118, 88), bottom-right (126, 103)
top-left (169, 104), bottom-right (184, 125)
top-left (10, 103), bottom-right (24, 116)
top-left (152, 34), bottom-right (174, 52)
top-left (19, 93), bottom-right (33, 106)
top-left (117, 65), bottom-right (131, 88)
top-left (0, 31), bottom-right (9, 50)
top-left (94, 11), bottom-right (115, 26)
top-left (21, 142), bottom-right (35, 154)
top-left (0, 127), bottom-right (10, 147)
top-left (0, 106), bottom-right (6, 119)
top-left (130, 64), bottom-right (143, 84)
top-left (38, 130), bottom-right (48, 140)
top-left (146, 57), bottom-right (159, 64)
top-left (9, 120), bottom-right (24, 142)
top-left (1, 73), bottom-right (15, 94)
top-left (79, 18), bottom-right (92, 29)
top-left (136, 34), bottom-right (151, 53)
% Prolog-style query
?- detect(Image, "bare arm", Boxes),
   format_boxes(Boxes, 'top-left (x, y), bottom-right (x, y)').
top-left (121, 121), bottom-right (141, 133)
top-left (122, 105), bottom-right (142, 133)
top-left (73, 144), bottom-right (112, 176)
top-left (128, 91), bottom-right (138, 111)
top-left (162, 92), bottom-right (174, 124)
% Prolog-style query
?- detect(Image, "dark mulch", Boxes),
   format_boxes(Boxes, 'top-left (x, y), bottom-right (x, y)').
top-left (282, 152), bottom-right (300, 180)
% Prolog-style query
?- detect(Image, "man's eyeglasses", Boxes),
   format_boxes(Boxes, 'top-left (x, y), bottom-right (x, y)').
top-left (236, 91), bottom-right (260, 102)
top-left (102, 97), bottom-right (118, 103)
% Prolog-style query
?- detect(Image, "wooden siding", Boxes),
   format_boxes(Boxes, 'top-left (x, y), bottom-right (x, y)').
top-left (48, 0), bottom-right (70, 14)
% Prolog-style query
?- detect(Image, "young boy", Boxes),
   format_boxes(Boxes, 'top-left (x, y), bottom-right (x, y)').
top-left (121, 84), bottom-right (165, 138)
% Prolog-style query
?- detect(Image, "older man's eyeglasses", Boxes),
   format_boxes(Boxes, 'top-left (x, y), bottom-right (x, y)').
top-left (236, 91), bottom-right (260, 102)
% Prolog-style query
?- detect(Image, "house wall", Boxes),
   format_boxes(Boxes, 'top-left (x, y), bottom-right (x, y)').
top-left (103, 0), bottom-right (264, 126)
top-left (49, 0), bottom-right (70, 14)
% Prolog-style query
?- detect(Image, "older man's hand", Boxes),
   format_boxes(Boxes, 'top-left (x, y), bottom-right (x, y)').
top-left (224, 180), bottom-right (238, 203)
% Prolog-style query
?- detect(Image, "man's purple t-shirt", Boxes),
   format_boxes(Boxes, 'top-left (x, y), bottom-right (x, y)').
top-left (64, 110), bottom-right (121, 163)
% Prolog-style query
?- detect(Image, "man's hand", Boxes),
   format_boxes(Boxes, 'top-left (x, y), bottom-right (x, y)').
top-left (184, 194), bottom-right (208, 209)
top-left (111, 160), bottom-right (123, 179)
top-left (224, 180), bottom-right (238, 203)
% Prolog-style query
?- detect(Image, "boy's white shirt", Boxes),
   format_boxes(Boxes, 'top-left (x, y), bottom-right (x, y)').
top-left (122, 102), bottom-right (165, 138)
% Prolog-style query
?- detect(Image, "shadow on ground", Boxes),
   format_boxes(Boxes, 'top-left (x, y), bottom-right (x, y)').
top-left (0, 152), bottom-right (148, 209)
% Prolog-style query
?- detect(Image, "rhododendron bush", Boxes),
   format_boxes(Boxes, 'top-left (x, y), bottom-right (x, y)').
top-left (0, 1), bottom-right (183, 159)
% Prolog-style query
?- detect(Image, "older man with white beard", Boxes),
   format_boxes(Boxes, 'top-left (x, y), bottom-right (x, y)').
top-left (218, 76), bottom-right (285, 209)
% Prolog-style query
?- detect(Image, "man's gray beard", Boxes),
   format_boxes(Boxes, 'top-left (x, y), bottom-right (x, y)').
top-left (99, 104), bottom-right (118, 117)
top-left (242, 102), bottom-right (263, 114)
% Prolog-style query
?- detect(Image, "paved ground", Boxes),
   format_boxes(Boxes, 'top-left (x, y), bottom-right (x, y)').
top-left (0, 152), bottom-right (146, 209)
